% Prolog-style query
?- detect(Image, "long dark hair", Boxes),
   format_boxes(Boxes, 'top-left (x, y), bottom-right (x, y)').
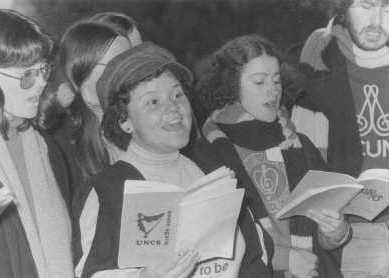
top-left (89, 11), bottom-right (138, 38)
top-left (57, 22), bottom-right (121, 180)
top-left (0, 9), bottom-right (53, 140)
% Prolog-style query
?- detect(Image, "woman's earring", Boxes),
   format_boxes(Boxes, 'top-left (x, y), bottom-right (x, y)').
top-left (124, 125), bottom-right (133, 133)
top-left (119, 119), bottom-right (133, 134)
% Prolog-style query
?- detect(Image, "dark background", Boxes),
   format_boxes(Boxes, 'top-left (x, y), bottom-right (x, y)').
top-left (24, 0), bottom-right (336, 69)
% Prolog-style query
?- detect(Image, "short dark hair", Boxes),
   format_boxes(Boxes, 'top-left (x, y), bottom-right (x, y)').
top-left (332, 0), bottom-right (389, 24)
top-left (89, 12), bottom-right (137, 38)
top-left (195, 34), bottom-right (281, 115)
top-left (0, 9), bottom-right (53, 139)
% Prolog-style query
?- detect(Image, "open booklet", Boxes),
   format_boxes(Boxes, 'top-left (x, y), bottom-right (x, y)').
top-left (275, 169), bottom-right (389, 221)
top-left (117, 166), bottom-right (245, 269)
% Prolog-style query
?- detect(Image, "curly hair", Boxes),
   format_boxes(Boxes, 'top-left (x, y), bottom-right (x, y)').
top-left (195, 34), bottom-right (282, 115)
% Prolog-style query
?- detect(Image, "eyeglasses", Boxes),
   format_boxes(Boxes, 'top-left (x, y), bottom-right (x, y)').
top-left (0, 63), bottom-right (52, 90)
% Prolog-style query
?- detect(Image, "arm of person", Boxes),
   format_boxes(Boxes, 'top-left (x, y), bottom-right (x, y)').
top-left (76, 189), bottom-right (145, 278)
top-left (264, 223), bottom-right (318, 278)
top-left (289, 248), bottom-right (318, 278)
top-left (271, 244), bottom-right (319, 278)
top-left (76, 188), bottom-right (199, 278)
top-left (271, 244), bottom-right (290, 271)
top-left (75, 188), bottom-right (99, 277)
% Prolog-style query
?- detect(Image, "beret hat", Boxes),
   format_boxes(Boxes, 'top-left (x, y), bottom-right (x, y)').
top-left (96, 41), bottom-right (193, 111)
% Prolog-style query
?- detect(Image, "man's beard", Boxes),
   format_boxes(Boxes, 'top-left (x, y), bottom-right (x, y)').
top-left (349, 25), bottom-right (389, 51)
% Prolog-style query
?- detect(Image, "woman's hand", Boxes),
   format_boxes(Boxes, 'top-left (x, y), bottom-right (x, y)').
top-left (308, 209), bottom-right (348, 240)
top-left (289, 248), bottom-right (318, 278)
top-left (140, 249), bottom-right (200, 278)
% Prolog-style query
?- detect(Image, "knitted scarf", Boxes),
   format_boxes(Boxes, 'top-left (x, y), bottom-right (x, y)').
top-left (0, 127), bottom-right (73, 278)
top-left (202, 103), bottom-right (318, 277)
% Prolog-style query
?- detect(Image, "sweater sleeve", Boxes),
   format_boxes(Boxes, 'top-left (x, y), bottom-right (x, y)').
top-left (76, 188), bottom-right (145, 278)
top-left (75, 189), bottom-right (99, 277)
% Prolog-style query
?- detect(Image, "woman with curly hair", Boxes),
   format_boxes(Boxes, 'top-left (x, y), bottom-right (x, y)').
top-left (196, 34), bottom-right (350, 278)
top-left (74, 41), bottom-right (273, 278)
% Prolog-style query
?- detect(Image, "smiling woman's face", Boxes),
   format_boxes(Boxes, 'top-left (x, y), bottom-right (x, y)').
top-left (239, 54), bottom-right (282, 122)
top-left (125, 70), bottom-right (192, 154)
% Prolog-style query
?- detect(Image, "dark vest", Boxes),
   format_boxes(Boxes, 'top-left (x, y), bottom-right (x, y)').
top-left (80, 140), bottom-right (274, 278)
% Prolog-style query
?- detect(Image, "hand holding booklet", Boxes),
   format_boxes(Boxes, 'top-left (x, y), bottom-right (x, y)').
top-left (118, 167), bottom-right (245, 269)
top-left (275, 169), bottom-right (389, 221)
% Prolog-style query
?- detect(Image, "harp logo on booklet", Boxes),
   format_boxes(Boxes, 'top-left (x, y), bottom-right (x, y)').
top-left (136, 211), bottom-right (172, 246)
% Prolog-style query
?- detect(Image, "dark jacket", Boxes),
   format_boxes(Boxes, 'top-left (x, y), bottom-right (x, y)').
top-left (296, 39), bottom-right (363, 178)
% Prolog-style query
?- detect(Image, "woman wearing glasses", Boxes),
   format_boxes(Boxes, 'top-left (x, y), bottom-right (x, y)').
top-left (0, 9), bottom-right (73, 278)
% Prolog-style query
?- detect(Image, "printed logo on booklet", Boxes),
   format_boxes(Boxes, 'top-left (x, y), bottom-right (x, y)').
top-left (136, 211), bottom-right (172, 246)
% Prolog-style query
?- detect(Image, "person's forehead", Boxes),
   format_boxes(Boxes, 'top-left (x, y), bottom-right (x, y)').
top-left (352, 0), bottom-right (389, 6)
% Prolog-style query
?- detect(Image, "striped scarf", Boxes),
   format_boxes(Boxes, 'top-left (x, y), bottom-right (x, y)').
top-left (0, 127), bottom-right (73, 278)
top-left (202, 103), bottom-right (317, 278)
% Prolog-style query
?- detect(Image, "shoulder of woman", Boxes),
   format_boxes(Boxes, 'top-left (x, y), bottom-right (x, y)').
top-left (182, 137), bottom-right (225, 173)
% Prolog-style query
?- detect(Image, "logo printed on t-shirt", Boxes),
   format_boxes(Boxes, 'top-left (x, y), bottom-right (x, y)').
top-left (357, 84), bottom-right (389, 137)
top-left (357, 84), bottom-right (389, 161)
